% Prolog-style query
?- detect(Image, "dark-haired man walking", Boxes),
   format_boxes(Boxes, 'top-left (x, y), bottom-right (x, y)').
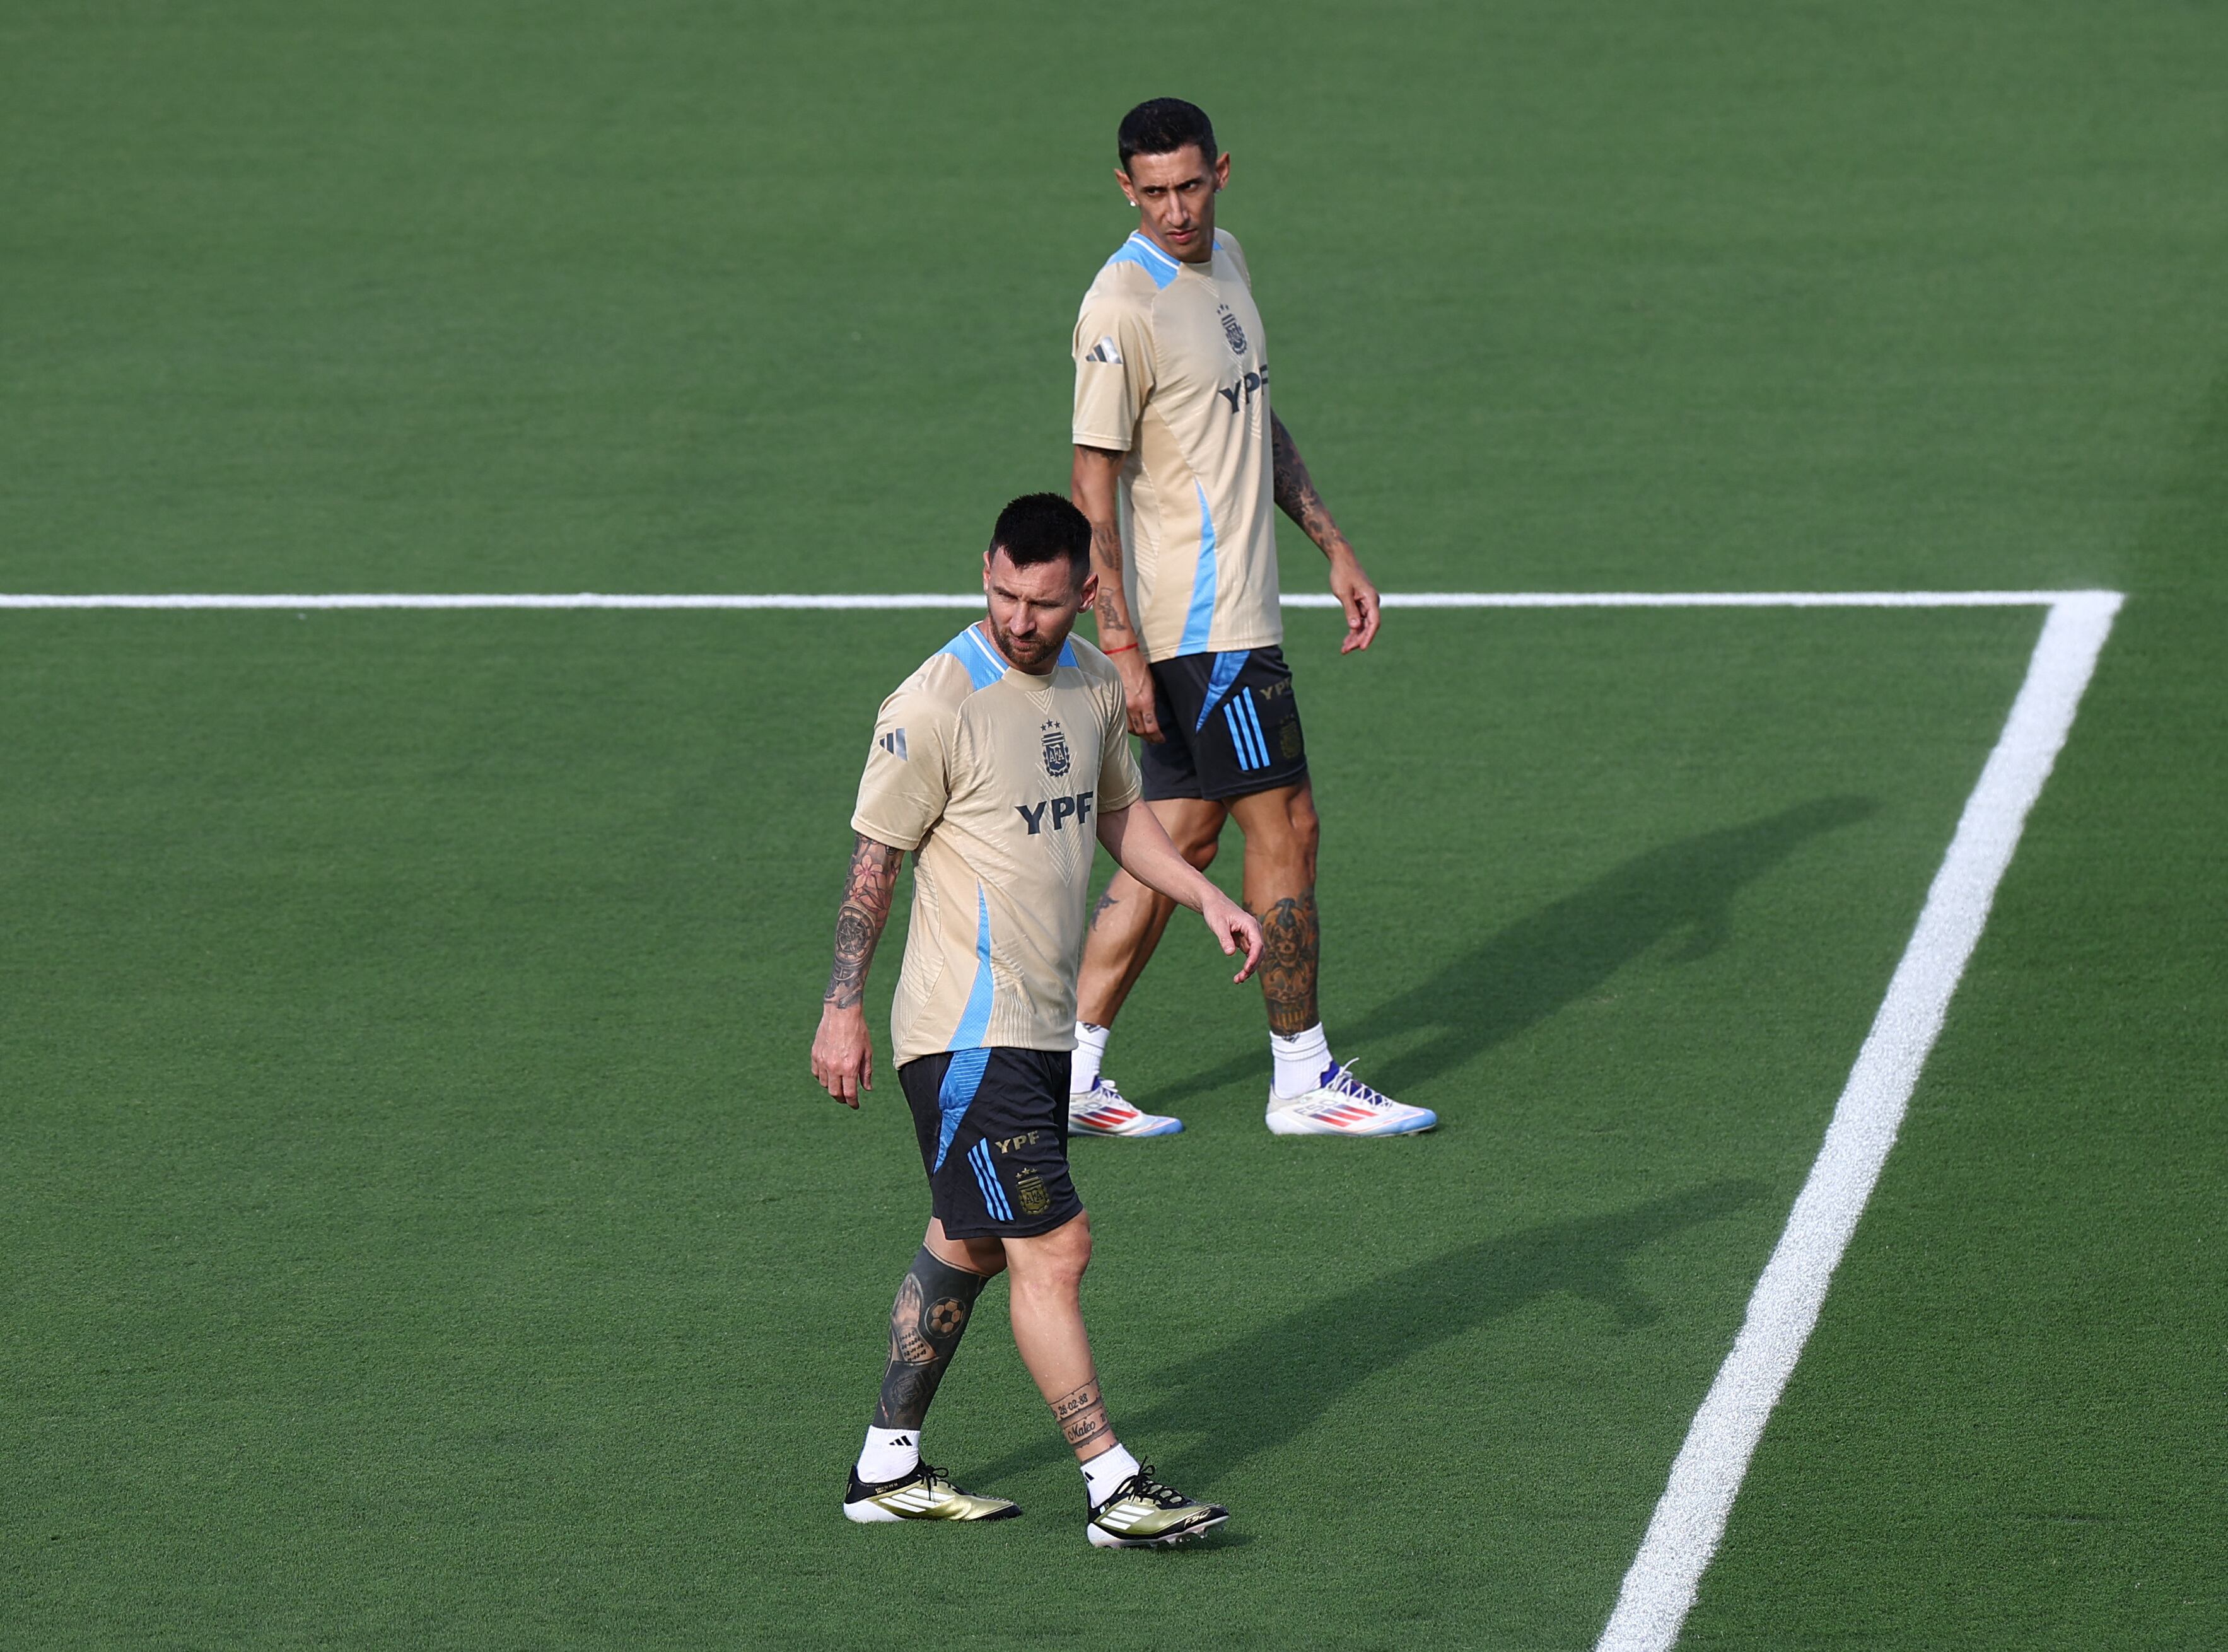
top-left (1065, 98), bottom-right (1437, 1139)
top-left (810, 493), bottom-right (1260, 1544)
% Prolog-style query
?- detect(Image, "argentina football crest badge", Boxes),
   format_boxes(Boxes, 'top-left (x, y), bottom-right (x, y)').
top-left (1040, 718), bottom-right (1071, 777)
top-left (1218, 302), bottom-right (1248, 356)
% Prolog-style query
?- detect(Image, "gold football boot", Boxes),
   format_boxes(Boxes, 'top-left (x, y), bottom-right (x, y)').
top-left (1085, 1464), bottom-right (1229, 1548)
top-left (843, 1463), bottom-right (1020, 1523)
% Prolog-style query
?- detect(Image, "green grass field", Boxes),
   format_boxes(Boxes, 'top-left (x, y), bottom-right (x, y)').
top-left (4, 2), bottom-right (2224, 1647)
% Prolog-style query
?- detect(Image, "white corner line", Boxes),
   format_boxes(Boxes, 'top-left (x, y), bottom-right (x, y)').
top-left (1594, 588), bottom-right (2125, 1652)
top-left (0, 588), bottom-right (2120, 610)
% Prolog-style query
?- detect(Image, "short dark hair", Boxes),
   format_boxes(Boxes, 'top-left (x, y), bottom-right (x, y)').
top-left (1117, 98), bottom-right (1218, 172)
top-left (989, 493), bottom-right (1092, 586)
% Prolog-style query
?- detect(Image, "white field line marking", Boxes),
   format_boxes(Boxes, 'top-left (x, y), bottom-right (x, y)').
top-left (1595, 589), bottom-right (2124, 1652)
top-left (0, 589), bottom-right (2117, 610)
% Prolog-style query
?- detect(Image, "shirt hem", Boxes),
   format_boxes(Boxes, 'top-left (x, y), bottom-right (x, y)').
top-left (1141, 626), bottom-right (1286, 665)
top-left (892, 1033), bottom-right (1084, 1066)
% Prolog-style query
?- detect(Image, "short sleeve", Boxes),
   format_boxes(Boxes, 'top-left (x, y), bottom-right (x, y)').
top-left (850, 687), bottom-right (950, 852)
top-left (1071, 295), bottom-right (1156, 451)
top-left (1216, 230), bottom-right (1253, 290)
top-left (1095, 675), bottom-right (1144, 813)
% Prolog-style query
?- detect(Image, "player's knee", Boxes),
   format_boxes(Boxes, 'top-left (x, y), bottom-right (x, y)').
top-left (1181, 834), bottom-right (1220, 872)
top-left (1031, 1214), bottom-right (1092, 1289)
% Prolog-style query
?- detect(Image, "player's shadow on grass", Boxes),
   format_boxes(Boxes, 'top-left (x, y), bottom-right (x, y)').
top-left (1148, 794), bottom-right (1878, 1108)
top-left (969, 1178), bottom-right (1763, 1490)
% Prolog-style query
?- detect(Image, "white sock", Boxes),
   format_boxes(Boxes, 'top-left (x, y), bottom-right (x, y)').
top-left (1080, 1441), bottom-right (1142, 1506)
top-left (855, 1425), bottom-right (921, 1485)
top-left (1071, 1021), bottom-right (1111, 1095)
top-left (1271, 1023), bottom-right (1333, 1100)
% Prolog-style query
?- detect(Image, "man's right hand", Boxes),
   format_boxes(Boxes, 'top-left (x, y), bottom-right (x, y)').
top-left (811, 1002), bottom-right (874, 1108)
top-left (1201, 887), bottom-right (1265, 984)
top-left (1114, 648), bottom-right (1165, 743)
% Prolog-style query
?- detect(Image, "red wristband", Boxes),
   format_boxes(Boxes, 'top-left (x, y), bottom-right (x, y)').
top-left (1102, 641), bottom-right (1139, 656)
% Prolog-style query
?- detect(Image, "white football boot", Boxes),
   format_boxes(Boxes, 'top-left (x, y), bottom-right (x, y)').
top-left (1068, 1076), bottom-right (1184, 1138)
top-left (1264, 1060), bottom-right (1437, 1137)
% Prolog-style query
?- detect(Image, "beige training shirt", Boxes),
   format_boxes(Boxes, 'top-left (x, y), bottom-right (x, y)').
top-left (1071, 227), bottom-right (1280, 663)
top-left (852, 622), bottom-right (1145, 1064)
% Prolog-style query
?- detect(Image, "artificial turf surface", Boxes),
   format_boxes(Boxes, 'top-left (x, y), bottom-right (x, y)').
top-left (3, 1), bottom-right (2224, 1647)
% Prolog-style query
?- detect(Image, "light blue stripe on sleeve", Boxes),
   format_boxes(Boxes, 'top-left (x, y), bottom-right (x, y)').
top-left (1180, 483), bottom-right (1219, 654)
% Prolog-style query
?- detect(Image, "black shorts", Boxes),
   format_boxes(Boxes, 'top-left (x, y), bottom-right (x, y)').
top-left (1139, 646), bottom-right (1309, 803)
top-left (898, 1048), bottom-right (1084, 1240)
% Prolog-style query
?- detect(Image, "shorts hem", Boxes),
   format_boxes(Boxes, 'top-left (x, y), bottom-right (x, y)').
top-left (936, 1204), bottom-right (1087, 1242)
top-left (1142, 760), bottom-right (1310, 804)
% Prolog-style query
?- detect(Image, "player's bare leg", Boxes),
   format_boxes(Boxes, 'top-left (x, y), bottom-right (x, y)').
top-left (1069, 797), bottom-right (1225, 1136)
top-left (1227, 779), bottom-right (1438, 1137)
top-left (1076, 796), bottom-right (1227, 1019)
top-left (1225, 780), bottom-right (1322, 1033)
top-left (1003, 1212), bottom-right (1227, 1546)
top-left (1000, 1214), bottom-right (1107, 1457)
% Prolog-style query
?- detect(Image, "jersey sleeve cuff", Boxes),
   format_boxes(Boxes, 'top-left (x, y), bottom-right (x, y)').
top-left (848, 815), bottom-right (924, 854)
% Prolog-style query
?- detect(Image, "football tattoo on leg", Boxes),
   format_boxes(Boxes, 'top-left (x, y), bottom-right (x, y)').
top-left (873, 1247), bottom-right (989, 1431)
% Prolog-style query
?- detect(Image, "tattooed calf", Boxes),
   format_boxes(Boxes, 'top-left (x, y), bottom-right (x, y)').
top-left (1256, 888), bottom-right (1321, 1036)
top-left (872, 1248), bottom-right (988, 1431)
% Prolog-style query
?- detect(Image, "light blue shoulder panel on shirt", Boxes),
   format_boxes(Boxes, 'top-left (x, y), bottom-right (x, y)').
top-left (938, 623), bottom-right (1007, 691)
top-left (1106, 231), bottom-right (1181, 291)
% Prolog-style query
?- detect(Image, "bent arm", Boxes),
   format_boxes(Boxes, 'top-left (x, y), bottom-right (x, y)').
top-left (1097, 803), bottom-right (1264, 982)
top-left (1096, 803), bottom-right (1211, 910)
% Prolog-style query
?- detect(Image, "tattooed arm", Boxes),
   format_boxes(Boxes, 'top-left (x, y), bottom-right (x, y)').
top-left (810, 832), bottom-right (904, 1108)
top-left (1072, 444), bottom-right (1164, 742)
top-left (1270, 411), bottom-right (1381, 654)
